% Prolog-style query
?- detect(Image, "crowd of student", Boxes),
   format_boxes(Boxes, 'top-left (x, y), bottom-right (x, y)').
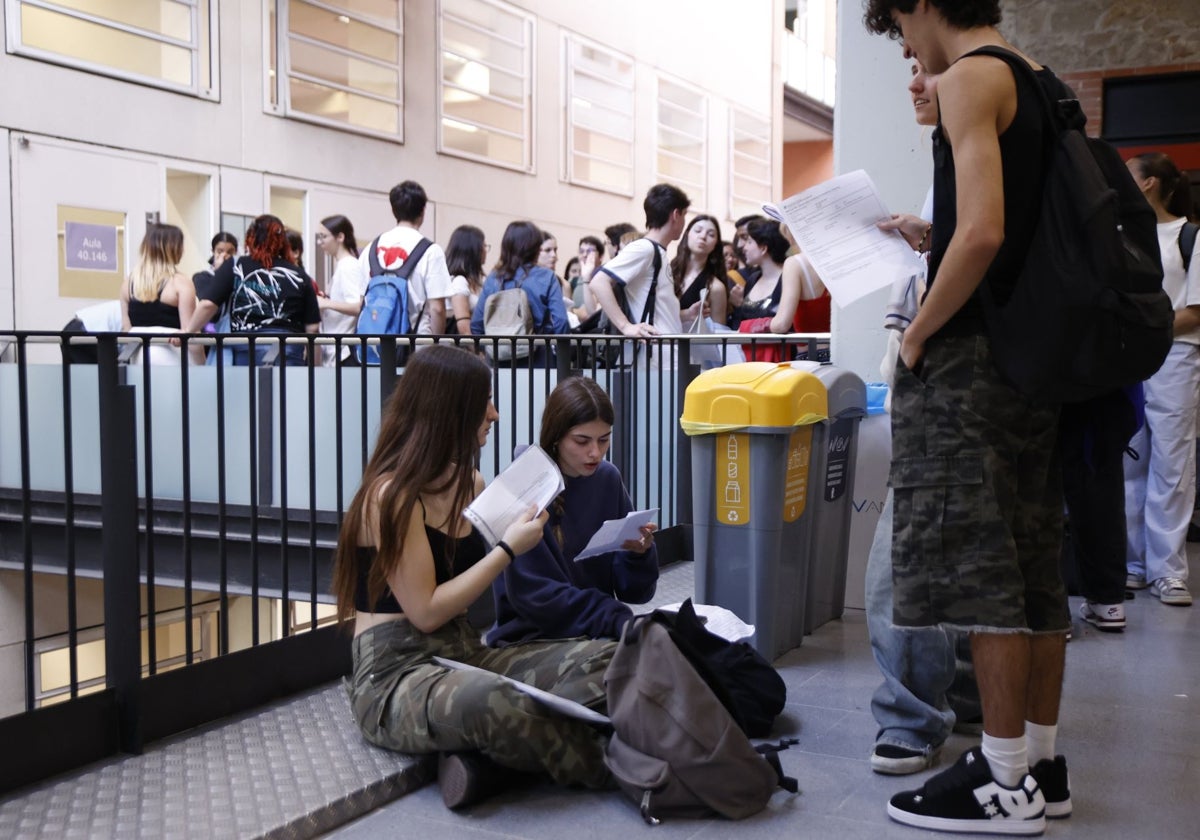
top-left (55, 1), bottom-right (1199, 831)
top-left (95, 178), bottom-right (831, 370)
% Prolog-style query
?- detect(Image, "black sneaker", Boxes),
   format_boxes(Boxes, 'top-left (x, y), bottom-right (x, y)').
top-left (871, 742), bottom-right (937, 775)
top-left (437, 751), bottom-right (510, 810)
top-left (1030, 755), bottom-right (1072, 819)
top-left (887, 747), bottom-right (1046, 835)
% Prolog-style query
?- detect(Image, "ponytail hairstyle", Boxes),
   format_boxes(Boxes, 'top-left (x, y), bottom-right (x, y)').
top-left (131, 223), bottom-right (184, 303)
top-left (320, 214), bottom-right (360, 258)
top-left (1132, 152), bottom-right (1194, 219)
top-left (245, 214), bottom-right (293, 269)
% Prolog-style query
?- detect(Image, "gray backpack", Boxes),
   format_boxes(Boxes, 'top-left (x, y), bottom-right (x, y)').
top-left (481, 268), bottom-right (536, 361)
top-left (603, 610), bottom-right (798, 824)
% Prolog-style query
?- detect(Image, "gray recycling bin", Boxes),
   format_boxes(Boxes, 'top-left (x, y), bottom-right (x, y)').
top-left (790, 361), bottom-right (867, 633)
top-left (681, 363), bottom-right (828, 659)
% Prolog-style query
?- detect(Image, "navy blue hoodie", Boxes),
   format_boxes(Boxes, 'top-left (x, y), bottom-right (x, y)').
top-left (486, 460), bottom-right (658, 646)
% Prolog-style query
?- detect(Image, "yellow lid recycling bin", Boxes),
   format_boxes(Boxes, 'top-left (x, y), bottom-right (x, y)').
top-left (681, 362), bottom-right (827, 659)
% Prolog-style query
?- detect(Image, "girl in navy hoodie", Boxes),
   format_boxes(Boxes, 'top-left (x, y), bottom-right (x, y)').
top-left (487, 377), bottom-right (659, 645)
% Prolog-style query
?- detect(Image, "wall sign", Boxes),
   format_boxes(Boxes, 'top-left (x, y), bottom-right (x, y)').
top-left (58, 205), bottom-right (126, 299)
top-left (64, 222), bottom-right (118, 272)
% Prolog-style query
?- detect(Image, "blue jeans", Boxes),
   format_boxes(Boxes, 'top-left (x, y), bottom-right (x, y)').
top-left (866, 491), bottom-right (978, 752)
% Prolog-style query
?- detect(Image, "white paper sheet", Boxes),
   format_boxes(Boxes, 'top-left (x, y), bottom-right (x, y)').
top-left (463, 445), bottom-right (564, 546)
top-left (657, 603), bottom-right (755, 643)
top-left (432, 656), bottom-right (611, 725)
top-left (572, 508), bottom-right (659, 562)
top-left (764, 169), bottom-right (924, 308)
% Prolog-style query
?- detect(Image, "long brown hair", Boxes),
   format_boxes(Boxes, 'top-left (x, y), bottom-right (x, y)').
top-left (332, 345), bottom-right (492, 621)
top-left (540, 377), bottom-right (614, 549)
top-left (669, 214), bottom-right (728, 299)
top-left (131, 224), bottom-right (184, 302)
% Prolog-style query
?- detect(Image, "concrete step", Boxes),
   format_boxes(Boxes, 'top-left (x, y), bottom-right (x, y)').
top-left (0, 684), bottom-right (433, 840)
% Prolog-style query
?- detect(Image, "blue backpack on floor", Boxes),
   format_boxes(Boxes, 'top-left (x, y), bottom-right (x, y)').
top-left (356, 235), bottom-right (432, 364)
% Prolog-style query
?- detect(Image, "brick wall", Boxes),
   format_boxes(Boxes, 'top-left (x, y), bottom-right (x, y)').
top-left (1059, 62), bottom-right (1200, 139)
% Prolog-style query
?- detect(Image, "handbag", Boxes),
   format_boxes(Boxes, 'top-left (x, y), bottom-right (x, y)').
top-left (737, 317), bottom-right (785, 363)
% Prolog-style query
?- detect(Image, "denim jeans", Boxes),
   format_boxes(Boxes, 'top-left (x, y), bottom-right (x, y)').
top-left (866, 491), bottom-right (971, 753)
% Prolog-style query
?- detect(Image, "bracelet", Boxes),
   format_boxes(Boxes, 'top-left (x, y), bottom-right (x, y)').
top-left (917, 223), bottom-right (933, 253)
top-left (496, 540), bottom-right (515, 562)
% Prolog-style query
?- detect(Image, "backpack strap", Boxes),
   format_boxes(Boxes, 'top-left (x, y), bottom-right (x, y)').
top-left (369, 236), bottom-right (433, 331)
top-left (755, 740), bottom-right (800, 794)
top-left (641, 239), bottom-right (663, 326)
top-left (1181, 222), bottom-right (1198, 273)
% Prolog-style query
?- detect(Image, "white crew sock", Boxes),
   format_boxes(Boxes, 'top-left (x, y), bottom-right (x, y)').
top-left (981, 733), bottom-right (1028, 788)
top-left (1025, 721), bottom-right (1058, 767)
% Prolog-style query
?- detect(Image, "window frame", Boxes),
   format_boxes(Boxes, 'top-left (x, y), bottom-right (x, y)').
top-left (264, 0), bottom-right (406, 142)
top-left (655, 73), bottom-right (708, 212)
top-left (436, 0), bottom-right (535, 173)
top-left (561, 31), bottom-right (636, 198)
top-left (5, 0), bottom-right (220, 100)
top-left (728, 106), bottom-right (773, 222)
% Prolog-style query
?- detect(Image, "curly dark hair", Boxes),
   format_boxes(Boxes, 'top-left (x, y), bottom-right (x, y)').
top-left (863, 0), bottom-right (1002, 39)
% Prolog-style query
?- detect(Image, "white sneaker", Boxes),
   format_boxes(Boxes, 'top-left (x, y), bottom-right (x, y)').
top-left (1150, 577), bottom-right (1193, 606)
top-left (1079, 600), bottom-right (1125, 631)
top-left (1125, 572), bottom-right (1148, 590)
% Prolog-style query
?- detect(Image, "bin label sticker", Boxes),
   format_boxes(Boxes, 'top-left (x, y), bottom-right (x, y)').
top-left (716, 432), bottom-right (750, 526)
top-left (824, 418), bottom-right (854, 502)
top-left (783, 427), bottom-right (813, 522)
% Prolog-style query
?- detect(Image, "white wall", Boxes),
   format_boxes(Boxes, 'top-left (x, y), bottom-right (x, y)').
top-left (0, 1), bottom-right (785, 328)
top-left (831, 7), bottom-right (934, 384)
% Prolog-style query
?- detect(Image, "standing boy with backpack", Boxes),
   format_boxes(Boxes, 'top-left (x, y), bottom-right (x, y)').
top-left (589, 184), bottom-right (690, 367)
top-left (864, 1), bottom-right (1078, 834)
top-left (357, 180), bottom-right (450, 339)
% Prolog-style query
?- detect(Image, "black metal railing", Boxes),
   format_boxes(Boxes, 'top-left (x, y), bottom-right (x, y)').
top-left (0, 328), bottom-right (829, 792)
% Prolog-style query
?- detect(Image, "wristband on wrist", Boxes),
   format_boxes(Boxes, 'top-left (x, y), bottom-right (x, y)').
top-left (496, 540), bottom-right (515, 562)
top-left (917, 223), bottom-right (933, 253)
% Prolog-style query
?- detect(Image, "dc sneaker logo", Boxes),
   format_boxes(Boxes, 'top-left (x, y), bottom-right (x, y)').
top-left (973, 777), bottom-right (1044, 820)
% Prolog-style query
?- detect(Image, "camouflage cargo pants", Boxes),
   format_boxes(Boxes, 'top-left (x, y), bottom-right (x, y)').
top-left (889, 334), bottom-right (1068, 633)
top-left (349, 617), bottom-right (614, 789)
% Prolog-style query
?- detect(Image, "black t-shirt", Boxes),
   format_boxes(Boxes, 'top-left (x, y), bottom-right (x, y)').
top-left (927, 51), bottom-right (1071, 337)
top-left (195, 256), bottom-right (320, 333)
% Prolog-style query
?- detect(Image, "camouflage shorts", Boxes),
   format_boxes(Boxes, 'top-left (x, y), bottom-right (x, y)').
top-left (349, 617), bottom-right (614, 789)
top-left (889, 334), bottom-right (1069, 633)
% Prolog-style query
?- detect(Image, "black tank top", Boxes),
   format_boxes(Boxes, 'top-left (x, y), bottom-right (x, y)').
top-left (127, 280), bottom-right (181, 329)
top-left (927, 49), bottom-right (1065, 337)
top-left (730, 271), bottom-right (783, 328)
top-left (353, 525), bottom-right (487, 613)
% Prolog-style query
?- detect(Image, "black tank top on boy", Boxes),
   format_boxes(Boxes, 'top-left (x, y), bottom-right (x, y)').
top-left (926, 48), bottom-right (1072, 338)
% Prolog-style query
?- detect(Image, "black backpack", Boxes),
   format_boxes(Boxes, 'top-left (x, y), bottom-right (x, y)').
top-left (970, 47), bottom-right (1172, 403)
top-left (574, 240), bottom-right (663, 366)
top-left (656, 600), bottom-right (786, 738)
top-left (1181, 222), bottom-right (1198, 272)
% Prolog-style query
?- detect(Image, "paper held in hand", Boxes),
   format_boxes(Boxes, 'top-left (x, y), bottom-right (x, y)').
top-left (763, 169), bottom-right (925, 308)
top-left (464, 445), bottom-right (564, 547)
top-left (573, 507), bottom-right (659, 562)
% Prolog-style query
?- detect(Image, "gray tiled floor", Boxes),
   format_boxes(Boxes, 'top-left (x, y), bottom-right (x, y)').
top-left (327, 549), bottom-right (1200, 840)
